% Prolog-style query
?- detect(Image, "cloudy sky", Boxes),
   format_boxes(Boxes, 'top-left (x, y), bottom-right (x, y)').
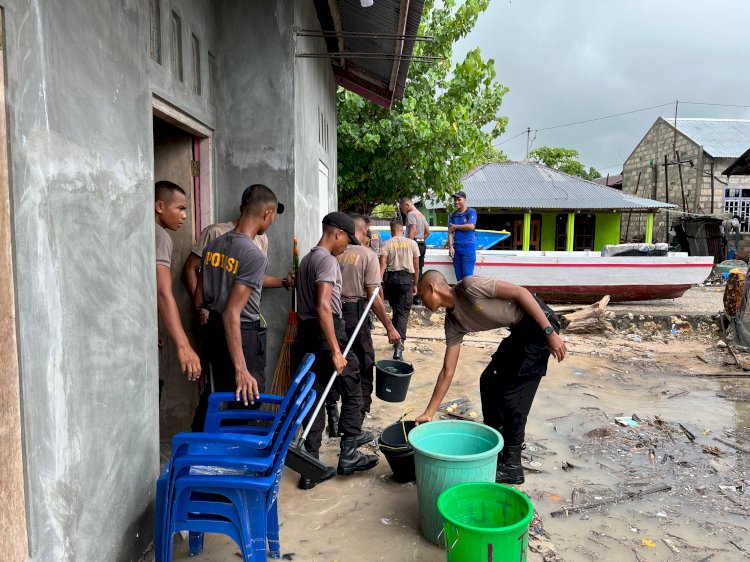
top-left (453, 0), bottom-right (750, 175)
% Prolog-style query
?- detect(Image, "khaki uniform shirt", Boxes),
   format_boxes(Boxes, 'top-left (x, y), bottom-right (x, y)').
top-left (406, 209), bottom-right (428, 240)
top-left (192, 221), bottom-right (269, 257)
top-left (444, 276), bottom-right (523, 347)
top-left (368, 230), bottom-right (384, 255)
top-left (383, 235), bottom-right (420, 273)
top-left (338, 244), bottom-right (381, 302)
top-left (155, 223), bottom-right (173, 268)
top-left (297, 246), bottom-right (342, 321)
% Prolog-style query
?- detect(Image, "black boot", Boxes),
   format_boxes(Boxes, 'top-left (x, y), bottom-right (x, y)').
top-left (355, 430), bottom-right (375, 447)
top-left (393, 342), bottom-right (404, 361)
top-left (496, 444), bottom-right (525, 485)
top-left (298, 450), bottom-right (336, 490)
top-left (326, 402), bottom-right (340, 438)
top-left (337, 436), bottom-right (379, 476)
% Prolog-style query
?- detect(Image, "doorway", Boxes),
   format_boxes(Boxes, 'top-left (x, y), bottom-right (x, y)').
top-left (513, 218), bottom-right (541, 251)
top-left (153, 105), bottom-right (212, 438)
top-left (0, 8), bottom-right (29, 560)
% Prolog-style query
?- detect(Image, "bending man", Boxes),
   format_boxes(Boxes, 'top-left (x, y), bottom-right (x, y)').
top-left (416, 271), bottom-right (566, 484)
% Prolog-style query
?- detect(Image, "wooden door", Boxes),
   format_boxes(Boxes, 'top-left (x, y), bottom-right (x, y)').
top-left (513, 219), bottom-right (541, 251)
top-left (0, 9), bottom-right (29, 560)
top-left (153, 117), bottom-right (199, 437)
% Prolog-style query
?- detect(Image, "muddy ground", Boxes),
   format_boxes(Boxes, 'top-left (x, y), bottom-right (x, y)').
top-left (169, 288), bottom-right (750, 562)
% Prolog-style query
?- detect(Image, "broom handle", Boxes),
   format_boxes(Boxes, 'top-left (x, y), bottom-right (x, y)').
top-left (298, 285), bottom-right (380, 444)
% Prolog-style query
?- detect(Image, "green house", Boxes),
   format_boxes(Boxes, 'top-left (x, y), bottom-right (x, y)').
top-left (425, 161), bottom-right (674, 251)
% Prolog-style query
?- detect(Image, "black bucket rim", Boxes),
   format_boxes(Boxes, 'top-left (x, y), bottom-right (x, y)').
top-left (375, 359), bottom-right (414, 378)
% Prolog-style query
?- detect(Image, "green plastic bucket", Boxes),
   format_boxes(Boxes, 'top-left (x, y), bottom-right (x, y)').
top-left (438, 482), bottom-right (534, 561)
top-left (408, 421), bottom-right (503, 545)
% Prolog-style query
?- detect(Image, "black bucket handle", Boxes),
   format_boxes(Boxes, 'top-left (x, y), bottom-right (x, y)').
top-left (378, 408), bottom-right (414, 452)
top-left (437, 526), bottom-right (460, 551)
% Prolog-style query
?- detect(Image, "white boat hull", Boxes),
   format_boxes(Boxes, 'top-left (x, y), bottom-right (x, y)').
top-left (424, 250), bottom-right (715, 303)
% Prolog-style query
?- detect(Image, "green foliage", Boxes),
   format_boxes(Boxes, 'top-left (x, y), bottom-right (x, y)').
top-left (529, 146), bottom-right (602, 180)
top-left (337, 0), bottom-right (509, 213)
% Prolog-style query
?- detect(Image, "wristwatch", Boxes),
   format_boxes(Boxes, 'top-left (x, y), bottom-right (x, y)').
top-left (543, 325), bottom-right (555, 336)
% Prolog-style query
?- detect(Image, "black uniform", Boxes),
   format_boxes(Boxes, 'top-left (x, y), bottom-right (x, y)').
top-left (381, 235), bottom-right (420, 342)
top-left (292, 246), bottom-right (362, 455)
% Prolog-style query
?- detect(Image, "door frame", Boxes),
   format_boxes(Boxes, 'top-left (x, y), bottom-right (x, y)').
top-left (0, 7), bottom-right (30, 560)
top-left (152, 96), bottom-right (214, 230)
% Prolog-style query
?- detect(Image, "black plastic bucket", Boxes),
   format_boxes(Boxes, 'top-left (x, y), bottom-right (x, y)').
top-left (375, 360), bottom-right (414, 402)
top-left (378, 420), bottom-right (417, 483)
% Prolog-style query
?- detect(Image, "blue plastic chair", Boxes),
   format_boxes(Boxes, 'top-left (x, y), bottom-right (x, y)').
top-left (165, 387), bottom-right (316, 561)
top-left (203, 354), bottom-right (316, 441)
top-left (156, 358), bottom-right (316, 561)
top-left (157, 381), bottom-right (315, 561)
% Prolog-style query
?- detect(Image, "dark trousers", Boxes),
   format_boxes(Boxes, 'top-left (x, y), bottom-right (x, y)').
top-left (191, 313), bottom-right (267, 432)
top-left (293, 318), bottom-right (362, 455)
top-left (384, 271), bottom-right (414, 341)
top-left (342, 301), bottom-right (376, 414)
top-left (480, 305), bottom-right (559, 446)
top-left (417, 241), bottom-right (426, 279)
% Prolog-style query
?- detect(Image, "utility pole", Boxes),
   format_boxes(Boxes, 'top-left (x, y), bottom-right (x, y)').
top-left (525, 127), bottom-right (531, 160)
top-left (672, 99), bottom-right (679, 157)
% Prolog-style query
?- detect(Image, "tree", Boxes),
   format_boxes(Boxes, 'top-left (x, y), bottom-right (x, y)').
top-left (337, 0), bottom-right (508, 213)
top-left (529, 146), bottom-right (601, 181)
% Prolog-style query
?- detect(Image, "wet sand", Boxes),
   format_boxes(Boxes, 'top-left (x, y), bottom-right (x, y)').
top-left (170, 323), bottom-right (750, 562)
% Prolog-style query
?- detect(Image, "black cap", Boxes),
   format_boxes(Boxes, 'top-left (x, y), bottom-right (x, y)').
top-left (452, 190), bottom-right (467, 199)
top-left (322, 211), bottom-right (360, 245)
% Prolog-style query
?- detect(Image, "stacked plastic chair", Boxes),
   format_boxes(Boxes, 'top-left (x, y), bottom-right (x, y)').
top-left (156, 354), bottom-right (316, 562)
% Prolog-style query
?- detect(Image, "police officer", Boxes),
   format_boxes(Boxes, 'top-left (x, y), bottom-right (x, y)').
top-left (399, 197), bottom-right (430, 281)
top-left (380, 219), bottom-right (419, 361)
top-left (415, 271), bottom-right (567, 485)
top-left (191, 184), bottom-right (280, 432)
top-left (338, 214), bottom-right (401, 423)
top-left (293, 212), bottom-right (379, 490)
top-left (363, 215), bottom-right (383, 256)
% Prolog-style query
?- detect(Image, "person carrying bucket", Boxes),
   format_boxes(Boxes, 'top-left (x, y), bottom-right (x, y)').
top-left (335, 214), bottom-right (402, 431)
top-left (415, 271), bottom-right (567, 484)
top-left (292, 212), bottom-right (379, 490)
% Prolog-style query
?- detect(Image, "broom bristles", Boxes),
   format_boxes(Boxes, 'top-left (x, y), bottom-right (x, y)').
top-left (270, 310), bottom-right (298, 396)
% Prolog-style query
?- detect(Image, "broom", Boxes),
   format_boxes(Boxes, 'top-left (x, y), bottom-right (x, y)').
top-left (270, 236), bottom-right (299, 396)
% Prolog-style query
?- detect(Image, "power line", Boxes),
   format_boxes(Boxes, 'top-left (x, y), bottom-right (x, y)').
top-left (535, 102), bottom-right (674, 132)
top-left (682, 101), bottom-right (750, 109)
top-left (493, 102), bottom-right (674, 146)
top-left (492, 99), bottom-right (750, 149)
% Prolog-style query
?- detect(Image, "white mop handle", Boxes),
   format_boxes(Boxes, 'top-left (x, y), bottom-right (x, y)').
top-left (299, 285), bottom-right (380, 443)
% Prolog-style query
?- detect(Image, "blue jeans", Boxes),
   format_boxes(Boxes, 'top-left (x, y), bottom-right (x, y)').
top-left (452, 244), bottom-right (476, 281)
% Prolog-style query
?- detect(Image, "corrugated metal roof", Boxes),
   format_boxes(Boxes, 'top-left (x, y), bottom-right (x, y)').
top-left (313, 0), bottom-right (426, 108)
top-left (426, 162), bottom-right (675, 211)
top-left (672, 118), bottom-right (750, 158)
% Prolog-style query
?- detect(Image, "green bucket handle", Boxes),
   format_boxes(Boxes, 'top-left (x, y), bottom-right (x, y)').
top-left (437, 526), bottom-right (460, 551)
top-left (378, 407), bottom-right (414, 452)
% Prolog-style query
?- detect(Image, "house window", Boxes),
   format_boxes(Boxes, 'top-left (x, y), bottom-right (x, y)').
top-left (171, 11), bottom-right (183, 82)
top-left (191, 33), bottom-right (201, 95)
top-left (149, 0), bottom-right (161, 63)
top-left (555, 213), bottom-right (595, 251)
top-left (723, 186), bottom-right (750, 232)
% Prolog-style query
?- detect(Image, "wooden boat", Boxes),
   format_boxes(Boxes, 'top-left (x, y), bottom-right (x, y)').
top-left (370, 225), bottom-right (509, 250)
top-left (423, 249), bottom-right (715, 303)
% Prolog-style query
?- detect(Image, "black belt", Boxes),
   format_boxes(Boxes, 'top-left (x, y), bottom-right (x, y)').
top-left (388, 270), bottom-right (413, 276)
top-left (241, 320), bottom-right (261, 330)
top-left (300, 315), bottom-right (345, 329)
top-left (342, 298), bottom-right (366, 311)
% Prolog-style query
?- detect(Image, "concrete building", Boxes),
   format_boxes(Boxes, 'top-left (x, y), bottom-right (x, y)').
top-left (425, 161), bottom-right (672, 251)
top-left (0, 1), bottom-right (424, 560)
top-left (622, 117), bottom-right (750, 249)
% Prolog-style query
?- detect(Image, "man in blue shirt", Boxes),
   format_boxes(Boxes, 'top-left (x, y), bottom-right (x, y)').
top-left (447, 190), bottom-right (477, 281)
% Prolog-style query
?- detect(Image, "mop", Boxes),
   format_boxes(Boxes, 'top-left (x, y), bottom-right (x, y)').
top-left (285, 286), bottom-right (380, 481)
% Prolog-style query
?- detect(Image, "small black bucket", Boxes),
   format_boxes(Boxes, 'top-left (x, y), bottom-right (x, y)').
top-left (375, 360), bottom-right (414, 403)
top-left (378, 420), bottom-right (416, 483)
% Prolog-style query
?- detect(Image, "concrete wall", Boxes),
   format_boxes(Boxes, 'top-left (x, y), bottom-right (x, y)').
top-left (293, 0), bottom-right (337, 257)
top-left (1, 0), bottom-right (335, 560)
